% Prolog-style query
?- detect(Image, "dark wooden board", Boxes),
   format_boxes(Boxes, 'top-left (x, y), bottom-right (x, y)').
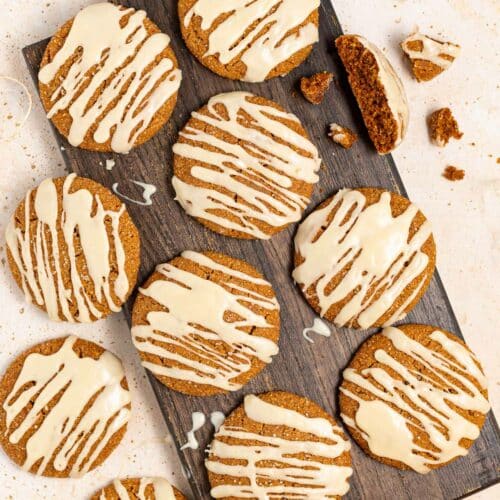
top-left (23, 1), bottom-right (500, 498)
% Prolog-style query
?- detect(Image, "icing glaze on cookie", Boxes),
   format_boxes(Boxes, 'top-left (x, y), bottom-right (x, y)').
top-left (402, 32), bottom-right (460, 69)
top-left (100, 477), bottom-right (176, 500)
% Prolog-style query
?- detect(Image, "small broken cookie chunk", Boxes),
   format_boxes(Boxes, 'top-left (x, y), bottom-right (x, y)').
top-left (428, 107), bottom-right (463, 147)
top-left (329, 123), bottom-right (358, 149)
top-left (443, 165), bottom-right (465, 181)
top-left (300, 72), bottom-right (333, 104)
top-left (401, 31), bottom-right (460, 82)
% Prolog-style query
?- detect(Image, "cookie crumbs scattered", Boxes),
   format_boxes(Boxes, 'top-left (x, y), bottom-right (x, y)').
top-left (428, 108), bottom-right (463, 147)
top-left (328, 123), bottom-right (357, 149)
top-left (443, 166), bottom-right (465, 181)
top-left (300, 72), bottom-right (333, 104)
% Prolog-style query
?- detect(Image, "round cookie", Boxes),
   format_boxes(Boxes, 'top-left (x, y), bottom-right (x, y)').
top-left (292, 188), bottom-right (436, 329)
top-left (38, 2), bottom-right (182, 153)
top-left (131, 250), bottom-right (280, 396)
top-left (178, 0), bottom-right (320, 82)
top-left (92, 477), bottom-right (186, 500)
top-left (339, 324), bottom-right (490, 472)
top-left (5, 173), bottom-right (141, 323)
top-left (0, 336), bottom-right (131, 478)
top-left (206, 391), bottom-right (353, 498)
top-left (172, 91), bottom-right (321, 240)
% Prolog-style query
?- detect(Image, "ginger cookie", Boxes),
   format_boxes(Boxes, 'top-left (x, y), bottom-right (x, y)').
top-left (428, 107), bottom-right (463, 147)
top-left (401, 31), bottom-right (460, 82)
top-left (131, 251), bottom-right (280, 396)
top-left (92, 477), bottom-right (186, 500)
top-left (172, 91), bottom-right (321, 240)
top-left (178, 0), bottom-right (320, 82)
top-left (206, 391), bottom-right (353, 498)
top-left (0, 336), bottom-right (131, 478)
top-left (336, 35), bottom-right (409, 154)
top-left (5, 174), bottom-right (140, 323)
top-left (292, 188), bottom-right (436, 330)
top-left (339, 324), bottom-right (490, 472)
top-left (328, 123), bottom-right (358, 149)
top-left (300, 72), bottom-right (333, 104)
top-left (38, 2), bottom-right (182, 153)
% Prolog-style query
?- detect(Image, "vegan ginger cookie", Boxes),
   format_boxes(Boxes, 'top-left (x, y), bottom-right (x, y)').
top-left (131, 251), bottom-right (280, 396)
top-left (92, 477), bottom-right (186, 500)
top-left (178, 0), bottom-right (320, 82)
top-left (292, 188), bottom-right (436, 330)
top-left (5, 174), bottom-right (140, 323)
top-left (172, 91), bottom-right (321, 240)
top-left (339, 324), bottom-right (490, 472)
top-left (38, 2), bottom-right (182, 153)
top-left (0, 336), bottom-right (131, 478)
top-left (206, 391), bottom-right (353, 498)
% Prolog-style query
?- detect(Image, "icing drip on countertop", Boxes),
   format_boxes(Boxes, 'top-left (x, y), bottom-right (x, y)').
top-left (341, 326), bottom-right (490, 473)
top-left (302, 317), bottom-right (331, 343)
top-left (293, 189), bottom-right (432, 329)
top-left (184, 0), bottom-right (319, 82)
top-left (38, 2), bottom-right (182, 153)
top-left (3, 336), bottom-right (130, 477)
top-left (132, 251), bottom-right (279, 391)
top-left (402, 32), bottom-right (460, 68)
top-left (206, 394), bottom-right (352, 498)
top-left (5, 173), bottom-right (129, 322)
top-left (112, 180), bottom-right (157, 206)
top-left (181, 412), bottom-right (206, 451)
top-left (172, 91), bottom-right (321, 239)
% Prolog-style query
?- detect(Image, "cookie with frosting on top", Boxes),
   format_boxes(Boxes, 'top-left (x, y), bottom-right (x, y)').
top-left (38, 2), bottom-right (182, 153)
top-left (92, 477), bottom-right (186, 500)
top-left (339, 324), bottom-right (490, 472)
top-left (292, 188), bottom-right (436, 330)
top-left (5, 174), bottom-right (140, 323)
top-left (178, 0), bottom-right (320, 82)
top-left (0, 336), bottom-right (130, 478)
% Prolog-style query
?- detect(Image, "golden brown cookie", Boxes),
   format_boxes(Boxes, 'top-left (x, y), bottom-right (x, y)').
top-left (0, 336), bottom-right (131, 478)
top-left (38, 2), bottom-right (182, 153)
top-left (5, 174), bottom-right (140, 323)
top-left (92, 477), bottom-right (186, 500)
top-left (178, 0), bottom-right (320, 82)
top-left (206, 391), bottom-right (353, 498)
top-left (131, 250), bottom-right (280, 396)
top-left (443, 165), bottom-right (465, 181)
top-left (172, 91), bottom-right (321, 240)
top-left (339, 324), bottom-right (490, 472)
top-left (428, 107), bottom-right (463, 147)
top-left (292, 188), bottom-right (436, 330)
top-left (336, 35), bottom-right (409, 154)
top-left (300, 72), bottom-right (333, 104)
top-left (328, 123), bottom-right (358, 149)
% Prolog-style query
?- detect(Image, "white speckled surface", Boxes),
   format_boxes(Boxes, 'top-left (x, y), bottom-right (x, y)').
top-left (0, 0), bottom-right (498, 498)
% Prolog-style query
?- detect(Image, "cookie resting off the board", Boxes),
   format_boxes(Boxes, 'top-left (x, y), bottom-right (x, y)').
top-left (92, 477), bottom-right (186, 500)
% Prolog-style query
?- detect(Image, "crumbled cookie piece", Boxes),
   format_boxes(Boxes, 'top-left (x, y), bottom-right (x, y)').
top-left (328, 123), bottom-right (358, 149)
top-left (428, 108), bottom-right (463, 147)
top-left (443, 166), bottom-right (465, 181)
top-left (300, 72), bottom-right (333, 104)
top-left (401, 31), bottom-right (460, 82)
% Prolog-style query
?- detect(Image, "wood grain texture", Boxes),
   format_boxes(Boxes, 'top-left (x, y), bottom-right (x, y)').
top-left (23, 1), bottom-right (500, 498)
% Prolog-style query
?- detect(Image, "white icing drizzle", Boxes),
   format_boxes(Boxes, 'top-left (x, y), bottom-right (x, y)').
top-left (341, 326), bottom-right (490, 473)
top-left (292, 189), bottom-right (433, 329)
top-left (302, 317), bottom-right (331, 343)
top-left (105, 159), bottom-right (115, 171)
top-left (101, 477), bottom-right (175, 500)
top-left (5, 173), bottom-right (129, 322)
top-left (210, 411), bottom-right (225, 432)
top-left (131, 250), bottom-right (279, 391)
top-left (206, 394), bottom-right (352, 498)
top-left (38, 2), bottom-right (182, 153)
top-left (172, 91), bottom-right (321, 239)
top-left (181, 412), bottom-right (206, 450)
top-left (112, 180), bottom-right (157, 206)
top-left (3, 336), bottom-right (130, 477)
top-left (184, 0), bottom-right (319, 82)
top-left (402, 32), bottom-right (460, 69)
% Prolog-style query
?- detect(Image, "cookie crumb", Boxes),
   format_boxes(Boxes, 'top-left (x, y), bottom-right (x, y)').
top-left (443, 165), bottom-right (465, 181)
top-left (428, 108), bottom-right (463, 147)
top-left (300, 72), bottom-right (333, 104)
top-left (328, 123), bottom-right (357, 149)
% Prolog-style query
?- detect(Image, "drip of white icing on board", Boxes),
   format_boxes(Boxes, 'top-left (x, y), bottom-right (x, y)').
top-left (38, 2), bottom-right (182, 153)
top-left (302, 317), bottom-right (331, 343)
top-left (292, 189), bottom-right (432, 329)
top-left (206, 394), bottom-right (352, 498)
top-left (3, 336), bottom-right (130, 477)
top-left (184, 0), bottom-right (320, 82)
top-left (181, 412), bottom-right (206, 450)
top-left (132, 251), bottom-right (279, 391)
top-left (172, 91), bottom-right (321, 239)
top-left (209, 411), bottom-right (225, 432)
top-left (402, 32), bottom-right (460, 69)
top-left (113, 180), bottom-right (157, 206)
top-left (105, 159), bottom-right (116, 171)
top-left (101, 477), bottom-right (175, 500)
top-left (5, 173), bottom-right (129, 322)
top-left (340, 326), bottom-right (490, 473)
